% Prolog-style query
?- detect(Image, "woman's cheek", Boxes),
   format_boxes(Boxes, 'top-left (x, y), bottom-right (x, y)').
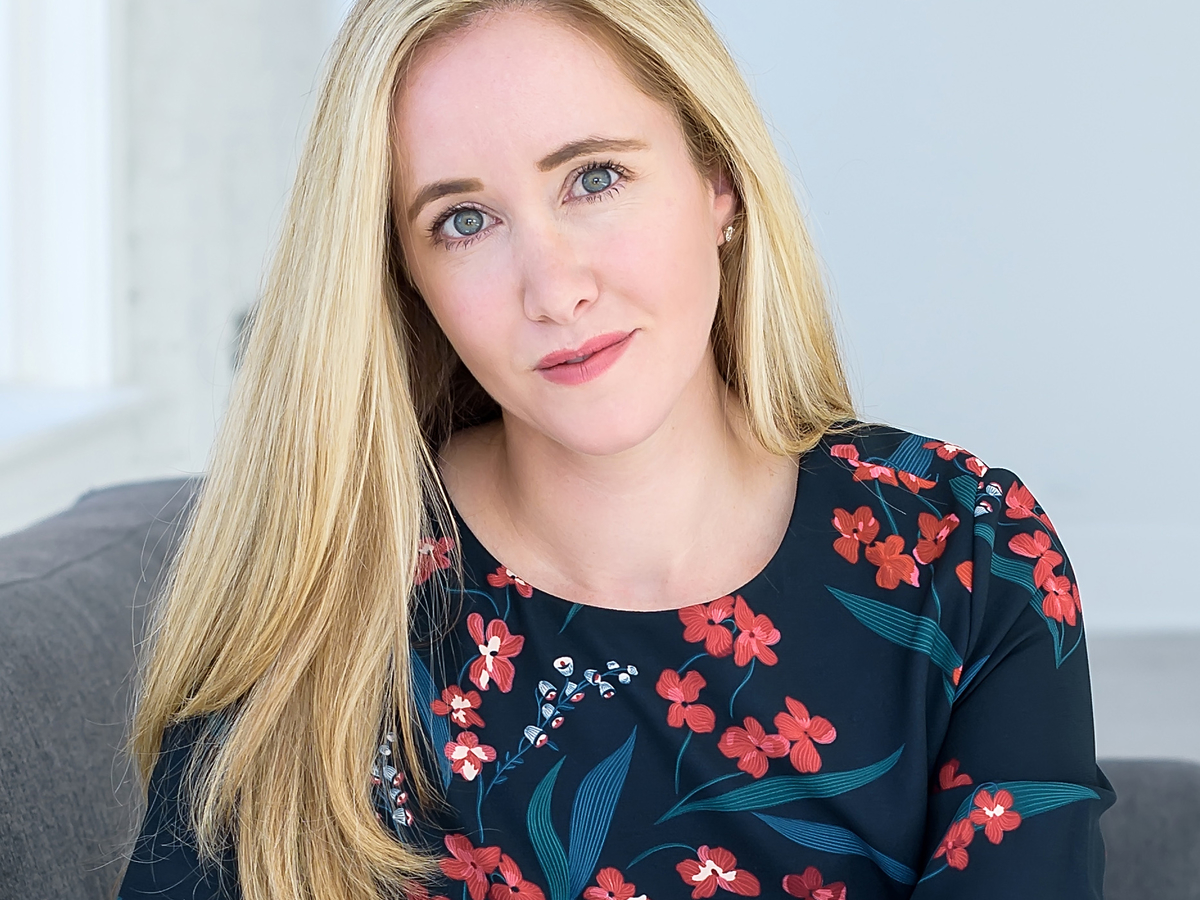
top-left (436, 275), bottom-right (529, 400)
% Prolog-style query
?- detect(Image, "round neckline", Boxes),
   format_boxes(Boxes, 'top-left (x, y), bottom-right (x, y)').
top-left (444, 461), bottom-right (804, 615)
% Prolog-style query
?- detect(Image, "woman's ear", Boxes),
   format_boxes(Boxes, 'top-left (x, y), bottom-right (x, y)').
top-left (708, 162), bottom-right (740, 240)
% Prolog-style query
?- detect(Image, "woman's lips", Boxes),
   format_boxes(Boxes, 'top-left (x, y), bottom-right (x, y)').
top-left (536, 330), bottom-right (635, 386)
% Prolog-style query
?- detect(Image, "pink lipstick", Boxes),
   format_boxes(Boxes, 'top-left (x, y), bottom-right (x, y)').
top-left (536, 330), bottom-right (634, 386)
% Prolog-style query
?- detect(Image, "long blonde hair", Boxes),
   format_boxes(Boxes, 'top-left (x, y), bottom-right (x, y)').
top-left (128, 1), bottom-right (854, 898)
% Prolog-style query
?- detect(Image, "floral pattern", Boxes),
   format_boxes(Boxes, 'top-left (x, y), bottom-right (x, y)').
top-left (656, 669), bottom-right (716, 733)
top-left (676, 845), bottom-right (760, 898)
top-left (416, 536), bottom-right (455, 585)
top-left (717, 716), bottom-right (790, 778)
top-left (783, 866), bottom-right (846, 899)
top-left (120, 426), bottom-right (1114, 900)
top-left (773, 697), bottom-right (838, 774)
top-left (583, 867), bottom-right (647, 900)
top-left (467, 613), bottom-right (525, 692)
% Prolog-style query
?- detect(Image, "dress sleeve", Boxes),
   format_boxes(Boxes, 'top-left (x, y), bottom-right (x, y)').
top-left (911, 469), bottom-right (1115, 897)
top-left (118, 720), bottom-right (241, 900)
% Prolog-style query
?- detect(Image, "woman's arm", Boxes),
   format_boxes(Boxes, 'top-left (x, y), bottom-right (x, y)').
top-left (911, 470), bottom-right (1114, 897)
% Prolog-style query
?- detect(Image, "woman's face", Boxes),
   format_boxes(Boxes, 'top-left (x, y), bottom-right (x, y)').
top-left (392, 9), bottom-right (737, 457)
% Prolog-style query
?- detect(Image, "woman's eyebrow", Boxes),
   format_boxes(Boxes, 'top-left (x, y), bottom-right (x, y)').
top-left (406, 137), bottom-right (647, 224)
top-left (536, 136), bottom-right (647, 171)
top-left (407, 178), bottom-right (484, 224)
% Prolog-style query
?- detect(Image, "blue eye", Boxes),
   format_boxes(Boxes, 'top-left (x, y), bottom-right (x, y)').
top-left (580, 168), bottom-right (614, 193)
top-left (452, 209), bottom-right (484, 235)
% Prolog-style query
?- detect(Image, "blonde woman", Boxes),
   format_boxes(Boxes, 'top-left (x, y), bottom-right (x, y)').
top-left (118, 2), bottom-right (1113, 899)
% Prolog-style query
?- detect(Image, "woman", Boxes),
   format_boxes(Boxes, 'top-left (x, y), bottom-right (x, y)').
top-left (119, 1), bottom-right (1113, 898)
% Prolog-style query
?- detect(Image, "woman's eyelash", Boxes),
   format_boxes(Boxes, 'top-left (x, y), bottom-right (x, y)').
top-left (427, 159), bottom-right (631, 247)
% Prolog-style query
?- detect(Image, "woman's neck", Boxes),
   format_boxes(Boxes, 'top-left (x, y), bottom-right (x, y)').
top-left (439, 363), bottom-right (798, 611)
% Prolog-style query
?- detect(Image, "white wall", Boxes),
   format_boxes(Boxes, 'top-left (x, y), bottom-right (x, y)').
top-left (0, 0), bottom-right (332, 533)
top-left (701, 0), bottom-right (1200, 633)
top-left (121, 0), bottom-right (334, 471)
top-left (0, 0), bottom-right (113, 386)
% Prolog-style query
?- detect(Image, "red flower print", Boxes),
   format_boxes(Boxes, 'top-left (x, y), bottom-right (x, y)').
top-left (956, 560), bottom-right (973, 592)
top-left (416, 536), bottom-right (454, 585)
top-left (831, 506), bottom-right (880, 564)
top-left (898, 470), bottom-right (937, 493)
top-left (440, 834), bottom-right (501, 900)
top-left (913, 512), bottom-right (959, 565)
top-left (656, 669), bottom-right (716, 733)
top-left (1005, 481), bottom-right (1038, 520)
top-left (732, 596), bottom-right (780, 666)
top-left (679, 596), bottom-right (736, 658)
top-left (937, 758), bottom-right (973, 790)
top-left (1039, 511), bottom-right (1057, 534)
top-left (1008, 530), bottom-right (1063, 588)
top-left (1041, 576), bottom-right (1080, 626)
top-left (467, 613), bottom-right (525, 692)
top-left (676, 845), bottom-right (761, 898)
top-left (864, 535), bottom-right (920, 589)
top-left (488, 853), bottom-right (545, 900)
top-left (431, 684), bottom-right (486, 729)
top-left (718, 716), bottom-right (790, 778)
top-left (583, 868), bottom-right (643, 900)
top-left (444, 731), bottom-right (496, 781)
top-left (853, 461), bottom-right (898, 486)
top-left (924, 440), bottom-right (966, 460)
top-left (774, 696), bottom-right (837, 773)
top-left (782, 866), bottom-right (846, 899)
top-left (965, 456), bottom-right (988, 477)
top-left (486, 566), bottom-right (534, 598)
top-left (406, 883), bottom-right (451, 900)
top-left (934, 819), bottom-right (974, 870)
top-left (969, 788), bottom-right (1022, 844)
top-left (830, 444), bottom-right (899, 486)
top-left (951, 665), bottom-right (962, 686)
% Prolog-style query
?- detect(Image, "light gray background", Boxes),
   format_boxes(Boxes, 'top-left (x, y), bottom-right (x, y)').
top-left (700, 0), bottom-right (1200, 633)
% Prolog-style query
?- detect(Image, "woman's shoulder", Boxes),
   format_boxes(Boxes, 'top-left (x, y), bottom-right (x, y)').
top-left (808, 420), bottom-right (1044, 520)
top-left (807, 420), bottom-right (1082, 667)
top-left (814, 420), bottom-right (990, 486)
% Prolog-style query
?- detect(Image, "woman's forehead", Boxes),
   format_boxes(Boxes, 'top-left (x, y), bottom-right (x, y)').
top-left (392, 9), bottom-right (670, 187)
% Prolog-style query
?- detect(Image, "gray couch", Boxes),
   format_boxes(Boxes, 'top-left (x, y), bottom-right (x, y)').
top-left (1, 480), bottom-right (1198, 899)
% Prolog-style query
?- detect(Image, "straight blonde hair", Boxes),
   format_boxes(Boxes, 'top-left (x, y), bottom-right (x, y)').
top-left (128, 1), bottom-right (854, 898)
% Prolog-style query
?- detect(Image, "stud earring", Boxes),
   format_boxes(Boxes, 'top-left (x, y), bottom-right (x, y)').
top-left (723, 224), bottom-right (734, 244)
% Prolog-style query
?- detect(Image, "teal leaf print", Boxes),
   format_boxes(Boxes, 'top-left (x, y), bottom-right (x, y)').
top-left (753, 812), bottom-right (917, 885)
top-left (410, 650), bottom-right (452, 788)
top-left (950, 780), bottom-right (1101, 824)
top-left (527, 758), bottom-right (569, 900)
top-left (657, 745), bottom-right (903, 821)
top-left (990, 554), bottom-right (1038, 596)
top-left (949, 474), bottom-right (977, 512)
top-left (883, 433), bottom-right (936, 478)
top-left (827, 586), bottom-right (963, 678)
top-left (1004, 780), bottom-right (1101, 816)
top-left (973, 521), bottom-right (996, 547)
top-left (559, 602), bottom-right (584, 634)
top-left (566, 727), bottom-right (638, 898)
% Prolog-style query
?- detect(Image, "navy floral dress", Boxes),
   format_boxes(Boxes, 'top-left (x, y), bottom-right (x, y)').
top-left (120, 425), bottom-right (1115, 899)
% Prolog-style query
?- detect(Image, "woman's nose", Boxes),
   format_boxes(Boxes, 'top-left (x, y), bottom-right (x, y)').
top-left (517, 220), bottom-right (600, 325)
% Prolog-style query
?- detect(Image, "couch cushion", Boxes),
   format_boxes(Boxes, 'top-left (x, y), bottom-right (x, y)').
top-left (1101, 757), bottom-right (1200, 899)
top-left (0, 478), bottom-right (195, 900)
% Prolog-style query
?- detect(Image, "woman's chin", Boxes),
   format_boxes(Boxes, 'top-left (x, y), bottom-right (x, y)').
top-left (522, 407), bottom-right (671, 459)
